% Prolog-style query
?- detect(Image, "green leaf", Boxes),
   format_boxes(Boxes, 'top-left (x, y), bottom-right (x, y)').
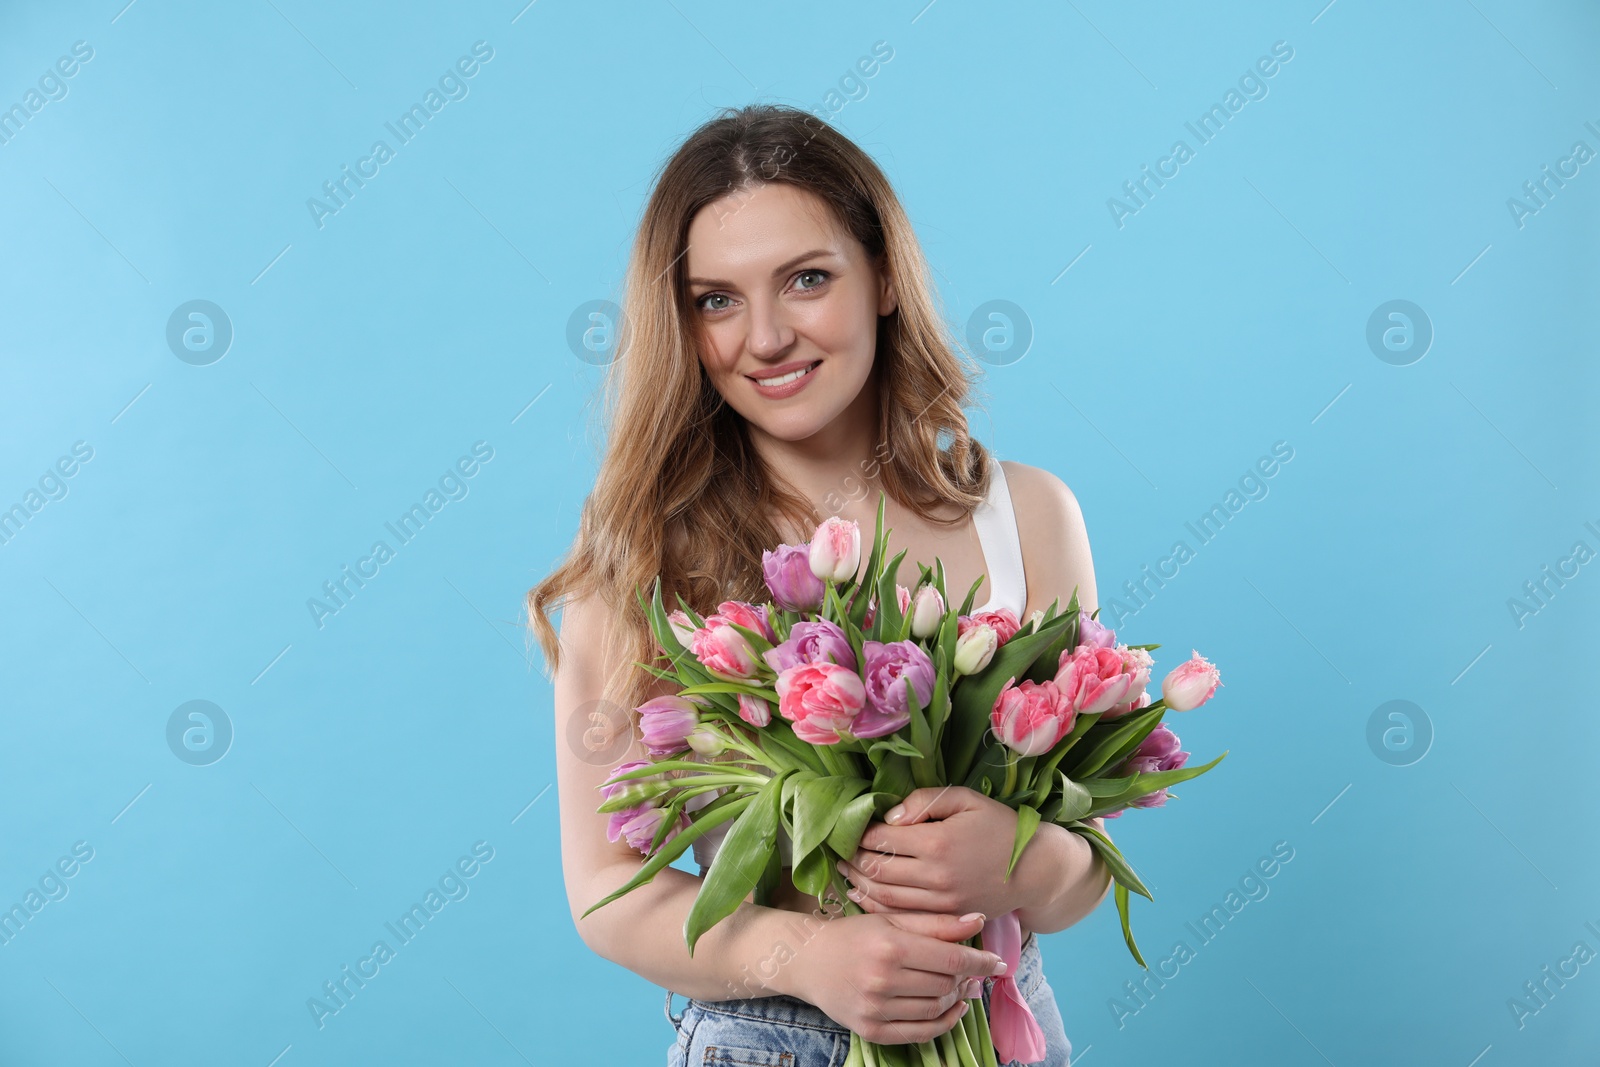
top-left (580, 794), bottom-right (754, 919)
top-left (676, 681), bottom-right (780, 701)
top-left (1115, 882), bottom-right (1147, 968)
top-left (866, 733), bottom-right (924, 760)
top-left (1068, 820), bottom-right (1152, 900)
top-left (874, 548), bottom-right (910, 640)
top-left (1022, 584), bottom-right (1082, 684)
top-left (869, 752), bottom-right (915, 800)
top-left (1053, 773), bottom-right (1094, 822)
top-left (943, 612), bottom-right (1077, 785)
top-left (1063, 707), bottom-right (1164, 779)
top-left (846, 494), bottom-right (890, 631)
top-left (1085, 750), bottom-right (1229, 817)
top-left (956, 572), bottom-right (986, 617)
top-left (1028, 711), bottom-right (1104, 806)
top-left (787, 774), bottom-right (871, 894)
top-left (685, 769), bottom-right (797, 955)
top-left (1006, 804), bottom-right (1041, 882)
top-left (825, 791), bottom-right (898, 858)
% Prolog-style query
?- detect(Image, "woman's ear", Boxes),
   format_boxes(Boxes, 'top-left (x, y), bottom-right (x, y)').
top-left (877, 256), bottom-right (898, 316)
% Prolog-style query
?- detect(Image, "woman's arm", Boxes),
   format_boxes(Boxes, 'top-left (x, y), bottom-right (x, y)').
top-left (554, 591), bottom-right (810, 1003)
top-left (1011, 819), bottom-right (1113, 935)
top-left (1008, 460), bottom-right (1114, 935)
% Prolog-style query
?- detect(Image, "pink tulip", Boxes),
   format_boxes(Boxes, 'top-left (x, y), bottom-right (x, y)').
top-left (1103, 646), bottom-right (1154, 718)
top-left (690, 620), bottom-right (762, 681)
top-left (775, 661), bottom-right (867, 745)
top-left (737, 692), bottom-right (772, 727)
top-left (1162, 650), bottom-right (1223, 711)
top-left (713, 599), bottom-right (774, 643)
top-left (762, 542), bottom-right (826, 612)
top-left (637, 695), bottom-right (698, 756)
top-left (666, 609), bottom-right (697, 649)
top-left (961, 608), bottom-right (1021, 646)
top-left (808, 516), bottom-right (861, 583)
top-left (990, 678), bottom-right (1076, 757)
top-left (1054, 645), bottom-right (1139, 717)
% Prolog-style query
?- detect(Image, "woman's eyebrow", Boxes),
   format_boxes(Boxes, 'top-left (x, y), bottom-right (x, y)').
top-left (687, 248), bottom-right (838, 288)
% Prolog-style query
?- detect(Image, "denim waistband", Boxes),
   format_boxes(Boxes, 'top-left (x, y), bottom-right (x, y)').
top-left (667, 929), bottom-right (1044, 1031)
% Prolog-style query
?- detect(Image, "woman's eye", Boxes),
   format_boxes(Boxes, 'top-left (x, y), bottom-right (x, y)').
top-left (698, 293), bottom-right (732, 312)
top-left (794, 269), bottom-right (829, 291)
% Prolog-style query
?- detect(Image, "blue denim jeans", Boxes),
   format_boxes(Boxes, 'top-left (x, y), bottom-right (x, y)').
top-left (664, 929), bottom-right (1072, 1066)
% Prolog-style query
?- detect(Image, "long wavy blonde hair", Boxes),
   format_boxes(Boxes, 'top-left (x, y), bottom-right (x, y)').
top-left (526, 103), bottom-right (996, 716)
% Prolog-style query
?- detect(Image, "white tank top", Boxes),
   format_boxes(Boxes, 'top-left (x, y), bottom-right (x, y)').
top-left (689, 455), bottom-right (1028, 871)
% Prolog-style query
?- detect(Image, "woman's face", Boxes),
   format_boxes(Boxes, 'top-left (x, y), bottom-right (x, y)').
top-left (685, 182), bottom-right (897, 442)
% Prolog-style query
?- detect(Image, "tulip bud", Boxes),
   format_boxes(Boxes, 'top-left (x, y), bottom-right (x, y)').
top-left (909, 584), bottom-right (945, 639)
top-left (808, 516), bottom-right (861, 583)
top-left (954, 623), bottom-right (998, 675)
top-left (737, 692), bottom-right (772, 727)
top-left (666, 609), bottom-right (697, 648)
top-left (686, 724), bottom-right (729, 757)
top-left (1162, 650), bottom-right (1222, 711)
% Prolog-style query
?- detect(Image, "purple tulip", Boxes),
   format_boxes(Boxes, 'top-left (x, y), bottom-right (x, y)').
top-left (1077, 614), bottom-right (1116, 649)
top-left (762, 620), bottom-right (857, 674)
top-left (763, 542), bottom-right (826, 612)
top-left (637, 696), bottom-right (698, 756)
top-left (598, 759), bottom-right (655, 807)
top-left (1117, 724), bottom-right (1189, 809)
top-left (858, 640), bottom-right (935, 738)
top-left (609, 805), bottom-right (689, 854)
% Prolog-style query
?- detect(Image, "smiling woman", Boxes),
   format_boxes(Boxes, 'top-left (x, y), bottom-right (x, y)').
top-left (527, 104), bottom-right (1101, 1066)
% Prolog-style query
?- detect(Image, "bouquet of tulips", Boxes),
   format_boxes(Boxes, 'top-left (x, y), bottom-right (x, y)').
top-left (585, 494), bottom-right (1225, 1067)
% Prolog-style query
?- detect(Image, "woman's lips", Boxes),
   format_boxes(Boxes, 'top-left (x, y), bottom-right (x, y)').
top-left (748, 359), bottom-right (822, 399)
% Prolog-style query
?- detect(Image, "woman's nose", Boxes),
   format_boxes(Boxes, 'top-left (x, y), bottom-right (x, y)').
top-left (745, 299), bottom-right (794, 358)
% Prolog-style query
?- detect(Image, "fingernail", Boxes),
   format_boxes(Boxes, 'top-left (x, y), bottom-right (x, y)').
top-left (959, 912), bottom-right (986, 923)
top-left (965, 978), bottom-right (983, 998)
top-left (836, 861), bottom-right (847, 875)
top-left (989, 957), bottom-right (1008, 975)
top-left (885, 805), bottom-right (906, 823)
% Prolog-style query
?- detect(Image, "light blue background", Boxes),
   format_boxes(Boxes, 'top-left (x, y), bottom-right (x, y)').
top-left (2, 1), bottom-right (1596, 1064)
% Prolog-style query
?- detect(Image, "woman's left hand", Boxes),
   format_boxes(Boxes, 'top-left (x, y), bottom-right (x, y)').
top-left (836, 786), bottom-right (1056, 920)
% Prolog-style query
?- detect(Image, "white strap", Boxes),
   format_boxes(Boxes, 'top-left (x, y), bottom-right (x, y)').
top-left (970, 456), bottom-right (1027, 616)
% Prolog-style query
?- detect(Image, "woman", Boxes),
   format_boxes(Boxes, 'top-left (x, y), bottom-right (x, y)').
top-left (528, 104), bottom-right (1111, 1066)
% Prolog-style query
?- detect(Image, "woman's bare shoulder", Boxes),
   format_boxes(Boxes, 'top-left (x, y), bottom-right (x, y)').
top-left (997, 460), bottom-right (1084, 523)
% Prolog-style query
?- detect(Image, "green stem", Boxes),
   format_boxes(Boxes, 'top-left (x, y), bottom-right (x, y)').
top-left (968, 989), bottom-right (998, 1067)
top-left (951, 1006), bottom-right (980, 1067)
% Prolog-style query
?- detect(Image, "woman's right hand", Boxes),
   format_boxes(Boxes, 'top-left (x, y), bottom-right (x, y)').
top-left (784, 910), bottom-right (1006, 1044)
